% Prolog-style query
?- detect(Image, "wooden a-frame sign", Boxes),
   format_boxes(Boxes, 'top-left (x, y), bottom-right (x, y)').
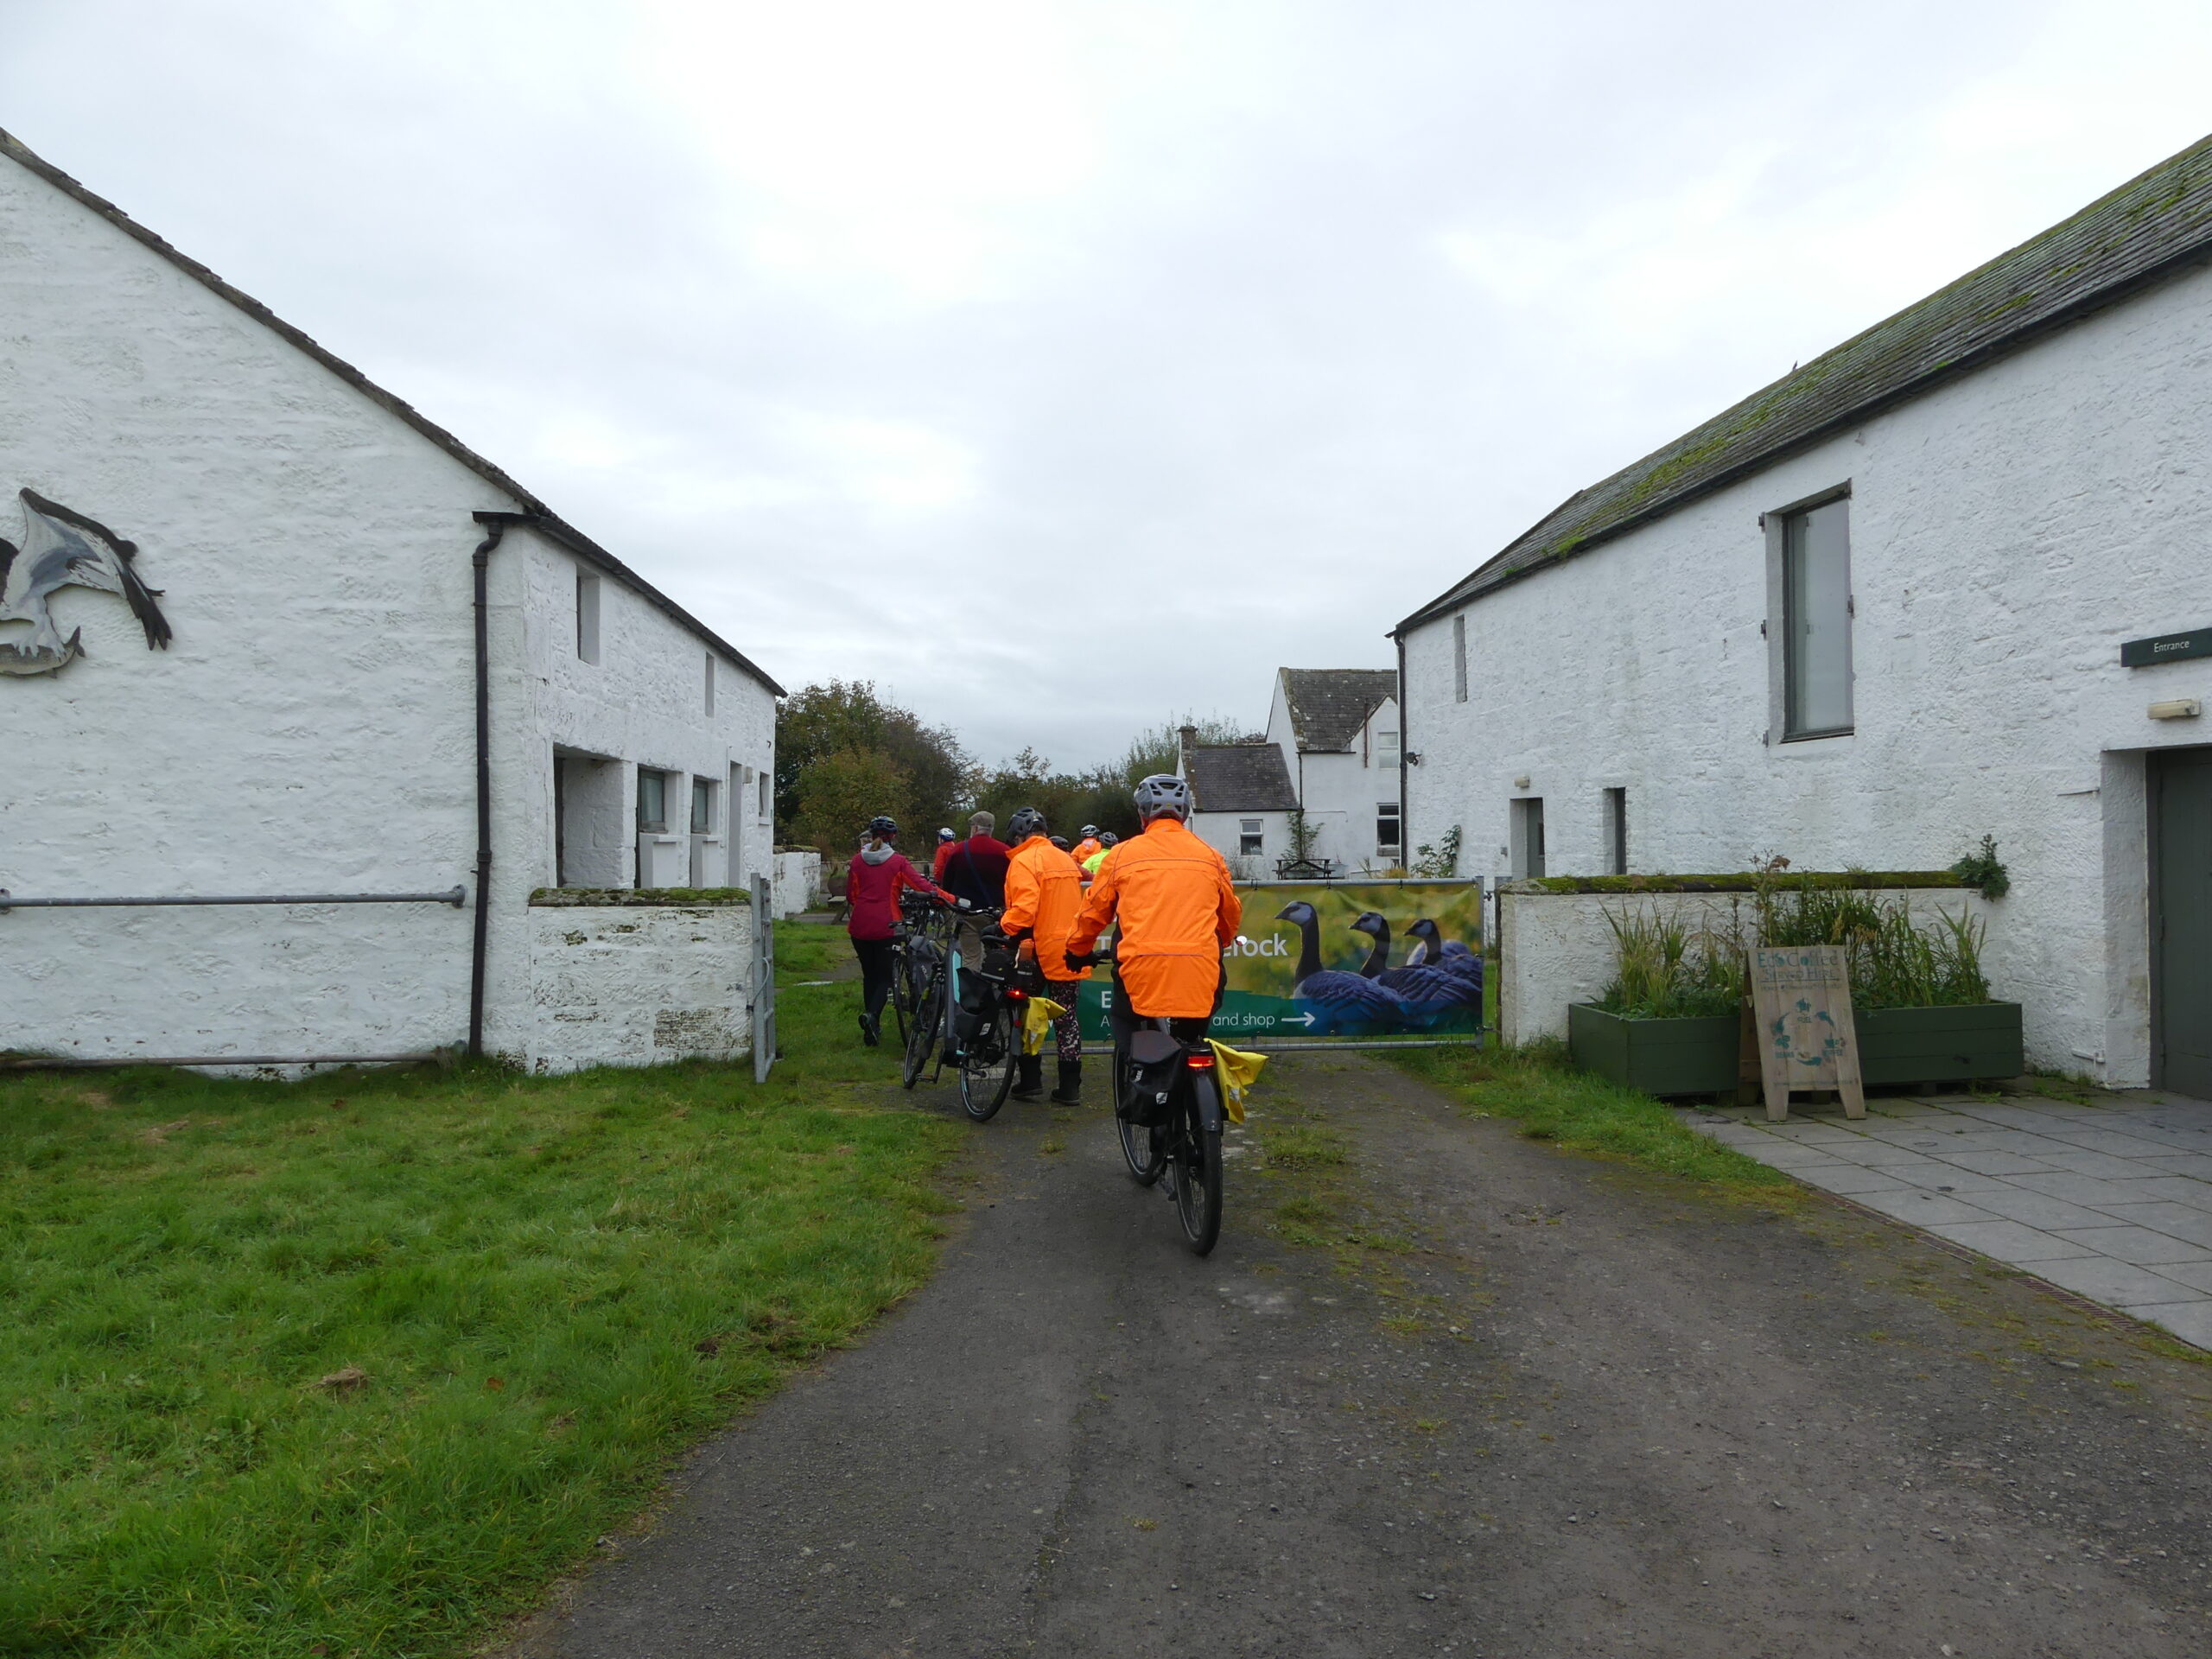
top-left (1747, 944), bottom-right (1865, 1122)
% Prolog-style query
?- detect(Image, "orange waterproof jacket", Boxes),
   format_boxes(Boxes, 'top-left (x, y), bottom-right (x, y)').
top-left (1000, 834), bottom-right (1091, 983)
top-left (1071, 836), bottom-right (1103, 866)
top-left (1069, 817), bottom-right (1242, 1018)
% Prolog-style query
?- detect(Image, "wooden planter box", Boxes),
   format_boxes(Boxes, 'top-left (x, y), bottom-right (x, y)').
top-left (1569, 1001), bottom-right (2024, 1097)
top-left (1855, 1002), bottom-right (2024, 1088)
top-left (1568, 1004), bottom-right (1738, 1096)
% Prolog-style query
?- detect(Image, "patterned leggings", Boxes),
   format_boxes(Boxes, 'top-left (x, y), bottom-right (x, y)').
top-left (1050, 1001), bottom-right (1083, 1061)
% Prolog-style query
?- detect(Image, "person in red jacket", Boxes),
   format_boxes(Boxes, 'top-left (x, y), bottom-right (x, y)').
top-left (847, 816), bottom-right (957, 1047)
top-left (930, 827), bottom-right (958, 880)
top-left (942, 811), bottom-right (1013, 910)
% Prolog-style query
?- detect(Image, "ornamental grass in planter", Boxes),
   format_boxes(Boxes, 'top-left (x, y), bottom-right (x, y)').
top-left (1570, 880), bottom-right (2022, 1096)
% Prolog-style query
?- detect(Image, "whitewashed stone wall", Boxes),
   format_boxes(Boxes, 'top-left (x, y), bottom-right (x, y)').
top-left (525, 897), bottom-right (753, 1073)
top-left (1497, 884), bottom-right (1997, 1047)
top-left (1403, 260), bottom-right (2212, 1084)
top-left (772, 849), bottom-right (821, 918)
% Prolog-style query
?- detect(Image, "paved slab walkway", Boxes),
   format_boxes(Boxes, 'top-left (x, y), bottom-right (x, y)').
top-left (1680, 1089), bottom-right (2212, 1350)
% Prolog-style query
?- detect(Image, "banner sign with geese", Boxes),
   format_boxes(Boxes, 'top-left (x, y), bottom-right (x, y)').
top-left (1074, 880), bottom-right (1486, 1043)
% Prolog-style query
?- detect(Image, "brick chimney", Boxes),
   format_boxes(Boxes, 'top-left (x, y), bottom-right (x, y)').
top-left (1177, 723), bottom-right (1198, 806)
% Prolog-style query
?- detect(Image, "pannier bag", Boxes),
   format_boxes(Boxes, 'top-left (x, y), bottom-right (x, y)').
top-left (1117, 1028), bottom-right (1183, 1128)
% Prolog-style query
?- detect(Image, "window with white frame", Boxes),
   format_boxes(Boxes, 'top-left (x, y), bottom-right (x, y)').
top-left (1240, 819), bottom-right (1265, 856)
top-left (1377, 801), bottom-right (1402, 854)
top-left (759, 769), bottom-right (771, 819)
top-left (1376, 728), bottom-right (1400, 769)
top-left (1781, 497), bottom-right (1853, 739)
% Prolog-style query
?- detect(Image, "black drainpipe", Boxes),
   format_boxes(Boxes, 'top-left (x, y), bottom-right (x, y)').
top-left (467, 513), bottom-right (514, 1057)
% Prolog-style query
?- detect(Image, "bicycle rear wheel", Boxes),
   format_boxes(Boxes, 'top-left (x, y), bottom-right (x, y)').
top-left (959, 1005), bottom-right (1017, 1122)
top-left (902, 976), bottom-right (941, 1090)
top-left (1117, 1112), bottom-right (1165, 1185)
top-left (1171, 1081), bottom-right (1224, 1255)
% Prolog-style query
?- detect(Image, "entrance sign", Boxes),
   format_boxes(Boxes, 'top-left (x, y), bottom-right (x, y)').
top-left (2120, 626), bottom-right (2212, 668)
top-left (1075, 879), bottom-right (1485, 1045)
top-left (1749, 944), bottom-right (1865, 1122)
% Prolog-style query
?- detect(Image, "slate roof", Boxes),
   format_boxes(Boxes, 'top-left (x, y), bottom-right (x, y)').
top-left (1186, 744), bottom-right (1299, 813)
top-left (1280, 668), bottom-right (1398, 753)
top-left (1397, 130), bottom-right (2212, 632)
top-left (0, 127), bottom-right (784, 695)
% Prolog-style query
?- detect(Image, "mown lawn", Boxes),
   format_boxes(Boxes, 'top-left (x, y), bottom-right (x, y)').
top-left (0, 921), bottom-right (956, 1658)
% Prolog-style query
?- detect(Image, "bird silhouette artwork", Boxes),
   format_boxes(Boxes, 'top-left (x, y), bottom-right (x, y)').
top-left (1355, 912), bottom-right (1483, 1030)
top-left (0, 489), bottom-right (171, 676)
top-left (1275, 901), bottom-right (1402, 1035)
top-left (1401, 918), bottom-right (1484, 1026)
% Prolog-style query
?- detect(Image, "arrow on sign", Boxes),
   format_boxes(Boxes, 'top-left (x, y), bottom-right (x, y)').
top-left (1276, 1012), bottom-right (1316, 1029)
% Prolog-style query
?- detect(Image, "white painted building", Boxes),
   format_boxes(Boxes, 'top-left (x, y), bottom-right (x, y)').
top-left (1393, 134), bottom-right (2212, 1092)
top-left (1180, 671), bottom-right (1402, 877)
top-left (0, 130), bottom-right (782, 1073)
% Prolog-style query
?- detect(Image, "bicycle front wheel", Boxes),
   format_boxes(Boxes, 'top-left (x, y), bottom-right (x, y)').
top-left (903, 979), bottom-right (941, 1090)
top-left (1172, 1081), bottom-right (1224, 1255)
top-left (959, 1005), bottom-right (1017, 1122)
top-left (889, 944), bottom-right (913, 1049)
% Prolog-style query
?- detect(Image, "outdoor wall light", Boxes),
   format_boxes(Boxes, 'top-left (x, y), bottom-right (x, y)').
top-left (1512, 775), bottom-right (1531, 790)
top-left (2148, 698), bottom-right (2203, 720)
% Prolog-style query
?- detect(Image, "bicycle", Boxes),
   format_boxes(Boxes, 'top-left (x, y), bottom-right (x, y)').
top-left (887, 890), bottom-right (943, 1049)
top-left (1084, 949), bottom-right (1226, 1256)
top-left (901, 906), bottom-right (1021, 1122)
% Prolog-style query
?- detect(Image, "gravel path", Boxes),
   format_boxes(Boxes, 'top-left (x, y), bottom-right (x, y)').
top-left (498, 1053), bottom-right (2212, 1657)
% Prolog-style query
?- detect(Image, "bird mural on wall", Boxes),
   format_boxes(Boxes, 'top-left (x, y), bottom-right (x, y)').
top-left (0, 489), bottom-right (171, 676)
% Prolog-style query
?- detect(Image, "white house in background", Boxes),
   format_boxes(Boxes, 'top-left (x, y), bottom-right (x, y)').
top-left (1392, 132), bottom-right (2212, 1092)
top-left (0, 129), bottom-right (782, 1074)
top-left (1179, 668), bottom-right (1402, 876)
top-left (1180, 733), bottom-right (1298, 880)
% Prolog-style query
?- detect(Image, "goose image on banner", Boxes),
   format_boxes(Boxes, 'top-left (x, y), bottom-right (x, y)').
top-left (1353, 912), bottom-right (1483, 1030)
top-left (1274, 901), bottom-right (1401, 1035)
top-left (1404, 918), bottom-right (1484, 1012)
top-left (0, 489), bottom-right (171, 676)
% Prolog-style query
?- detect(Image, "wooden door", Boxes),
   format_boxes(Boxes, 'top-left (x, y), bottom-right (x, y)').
top-left (2152, 746), bottom-right (2212, 1096)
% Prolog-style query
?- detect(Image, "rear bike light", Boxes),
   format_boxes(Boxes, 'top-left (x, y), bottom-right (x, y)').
top-left (1005, 988), bottom-right (1027, 1001)
top-left (1184, 1052), bottom-right (1215, 1069)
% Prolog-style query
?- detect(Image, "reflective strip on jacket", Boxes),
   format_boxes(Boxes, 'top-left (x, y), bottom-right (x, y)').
top-left (1069, 817), bottom-right (1241, 1018)
top-left (999, 833), bottom-right (1091, 983)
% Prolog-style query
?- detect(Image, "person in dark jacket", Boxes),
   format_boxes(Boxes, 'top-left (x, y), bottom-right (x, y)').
top-left (847, 816), bottom-right (957, 1046)
top-left (942, 811), bottom-right (1013, 910)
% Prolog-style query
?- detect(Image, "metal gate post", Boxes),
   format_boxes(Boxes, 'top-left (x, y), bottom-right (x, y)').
top-left (752, 873), bottom-right (777, 1082)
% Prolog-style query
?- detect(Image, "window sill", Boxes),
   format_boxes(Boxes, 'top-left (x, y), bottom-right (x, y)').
top-left (1779, 727), bottom-right (1854, 745)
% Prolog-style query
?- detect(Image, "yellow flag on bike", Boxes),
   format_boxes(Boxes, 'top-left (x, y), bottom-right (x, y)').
top-left (1022, 995), bottom-right (1068, 1056)
top-left (1206, 1039), bottom-right (1266, 1123)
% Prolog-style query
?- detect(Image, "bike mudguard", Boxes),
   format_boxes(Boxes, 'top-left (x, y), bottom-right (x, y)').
top-left (1192, 1071), bottom-right (1224, 1135)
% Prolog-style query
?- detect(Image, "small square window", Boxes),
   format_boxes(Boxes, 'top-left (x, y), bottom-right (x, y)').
top-left (1240, 819), bottom-right (1264, 856)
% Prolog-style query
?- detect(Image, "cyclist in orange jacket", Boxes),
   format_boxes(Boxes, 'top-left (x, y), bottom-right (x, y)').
top-left (998, 805), bottom-right (1090, 1103)
top-left (1065, 776), bottom-right (1240, 1048)
top-left (1071, 825), bottom-right (1103, 867)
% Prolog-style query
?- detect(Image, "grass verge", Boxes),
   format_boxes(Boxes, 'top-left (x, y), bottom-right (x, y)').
top-left (1380, 1039), bottom-right (1796, 1195)
top-left (0, 922), bottom-right (956, 1659)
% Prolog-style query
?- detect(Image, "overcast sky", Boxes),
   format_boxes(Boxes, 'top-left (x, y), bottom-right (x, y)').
top-left (6, 0), bottom-right (2209, 769)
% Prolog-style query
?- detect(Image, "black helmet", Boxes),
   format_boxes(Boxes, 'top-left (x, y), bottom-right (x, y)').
top-left (866, 815), bottom-right (899, 838)
top-left (1079, 824), bottom-right (1099, 838)
top-left (1132, 773), bottom-right (1191, 823)
top-left (1007, 805), bottom-right (1047, 842)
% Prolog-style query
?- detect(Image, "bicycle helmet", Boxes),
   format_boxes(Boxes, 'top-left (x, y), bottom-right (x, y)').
top-left (1100, 830), bottom-right (1118, 846)
top-left (866, 815), bottom-right (899, 838)
top-left (1007, 805), bottom-right (1047, 842)
top-left (1132, 773), bottom-right (1191, 823)
top-left (937, 827), bottom-right (956, 842)
top-left (1079, 824), bottom-right (1099, 839)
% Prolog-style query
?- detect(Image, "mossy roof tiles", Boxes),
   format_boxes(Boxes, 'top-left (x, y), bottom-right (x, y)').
top-left (1398, 130), bottom-right (2212, 632)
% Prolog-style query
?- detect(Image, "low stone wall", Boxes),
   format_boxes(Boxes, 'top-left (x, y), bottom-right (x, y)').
top-left (772, 849), bottom-right (822, 918)
top-left (524, 891), bottom-right (753, 1073)
top-left (1497, 876), bottom-right (1999, 1047)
